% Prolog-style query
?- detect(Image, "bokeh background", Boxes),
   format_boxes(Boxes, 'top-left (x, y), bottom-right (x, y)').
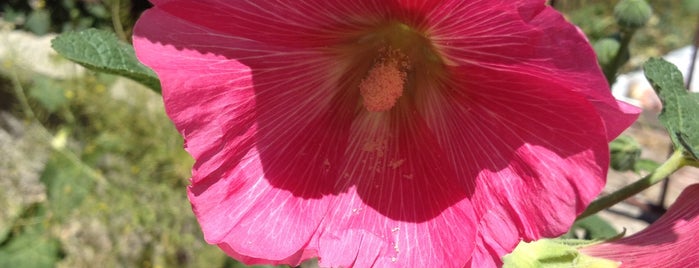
top-left (0, 0), bottom-right (696, 267)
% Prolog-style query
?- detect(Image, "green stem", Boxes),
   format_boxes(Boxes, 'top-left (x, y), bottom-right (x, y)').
top-left (577, 149), bottom-right (688, 220)
top-left (603, 28), bottom-right (635, 85)
top-left (10, 70), bottom-right (36, 120)
top-left (8, 69), bottom-right (110, 187)
top-left (687, 158), bottom-right (699, 168)
top-left (111, 0), bottom-right (127, 42)
top-left (614, 29), bottom-right (634, 68)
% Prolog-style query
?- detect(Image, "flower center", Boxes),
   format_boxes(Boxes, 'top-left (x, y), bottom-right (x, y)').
top-left (359, 49), bottom-right (408, 112)
top-left (339, 22), bottom-right (445, 112)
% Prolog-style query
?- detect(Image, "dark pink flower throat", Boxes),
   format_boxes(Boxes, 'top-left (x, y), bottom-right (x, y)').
top-left (340, 21), bottom-right (446, 112)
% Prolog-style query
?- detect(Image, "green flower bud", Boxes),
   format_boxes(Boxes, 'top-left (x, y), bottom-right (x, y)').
top-left (609, 135), bottom-right (642, 171)
top-left (614, 0), bottom-right (652, 29)
top-left (593, 37), bottom-right (621, 67)
top-left (503, 239), bottom-right (620, 268)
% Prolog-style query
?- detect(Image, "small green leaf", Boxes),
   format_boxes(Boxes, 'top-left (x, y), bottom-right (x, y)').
top-left (567, 214), bottom-right (619, 240)
top-left (0, 225), bottom-right (61, 268)
top-left (51, 28), bottom-right (161, 93)
top-left (633, 158), bottom-right (661, 173)
top-left (25, 9), bottom-right (51, 35)
top-left (643, 58), bottom-right (699, 160)
top-left (39, 153), bottom-right (94, 222)
top-left (684, 0), bottom-right (699, 13)
top-left (28, 76), bottom-right (69, 112)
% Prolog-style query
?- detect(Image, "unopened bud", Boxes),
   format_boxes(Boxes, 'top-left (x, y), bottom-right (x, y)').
top-left (593, 37), bottom-right (621, 67)
top-left (614, 0), bottom-right (652, 29)
top-left (609, 135), bottom-right (642, 171)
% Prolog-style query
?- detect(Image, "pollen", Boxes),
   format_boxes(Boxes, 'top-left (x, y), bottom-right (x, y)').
top-left (359, 55), bottom-right (407, 112)
top-left (389, 159), bottom-right (405, 169)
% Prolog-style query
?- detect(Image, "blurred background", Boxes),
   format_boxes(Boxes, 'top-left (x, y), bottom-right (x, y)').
top-left (0, 0), bottom-right (696, 267)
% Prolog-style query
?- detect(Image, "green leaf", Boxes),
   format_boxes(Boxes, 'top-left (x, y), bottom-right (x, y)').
top-left (633, 158), bottom-right (661, 173)
top-left (26, 9), bottom-right (51, 35)
top-left (643, 58), bottom-right (699, 160)
top-left (28, 76), bottom-right (69, 112)
top-left (0, 225), bottom-right (61, 268)
top-left (39, 153), bottom-right (94, 222)
top-left (51, 28), bottom-right (161, 93)
top-left (566, 214), bottom-right (619, 240)
top-left (684, 0), bottom-right (699, 12)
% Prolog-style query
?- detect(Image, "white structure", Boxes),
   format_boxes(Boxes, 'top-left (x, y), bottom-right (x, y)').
top-left (612, 45), bottom-right (699, 111)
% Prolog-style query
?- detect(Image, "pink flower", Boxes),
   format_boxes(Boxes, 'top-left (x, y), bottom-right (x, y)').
top-left (581, 184), bottom-right (699, 268)
top-left (133, 1), bottom-right (639, 267)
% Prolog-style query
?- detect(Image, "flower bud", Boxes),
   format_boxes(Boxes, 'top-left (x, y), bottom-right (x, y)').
top-left (614, 0), bottom-right (652, 29)
top-left (593, 37), bottom-right (621, 67)
top-left (609, 135), bottom-right (642, 171)
top-left (503, 239), bottom-right (620, 267)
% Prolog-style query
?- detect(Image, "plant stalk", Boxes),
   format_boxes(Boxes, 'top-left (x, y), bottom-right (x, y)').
top-left (111, 0), bottom-right (127, 41)
top-left (577, 149), bottom-right (688, 220)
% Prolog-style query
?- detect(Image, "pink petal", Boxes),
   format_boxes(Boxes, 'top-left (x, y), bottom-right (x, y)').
top-left (312, 107), bottom-right (478, 267)
top-left (581, 184), bottom-right (699, 268)
top-left (135, 8), bottom-right (342, 263)
top-left (416, 2), bottom-right (628, 264)
top-left (133, 0), bottom-right (639, 267)
top-left (428, 1), bottom-right (639, 141)
top-left (421, 63), bottom-right (611, 266)
top-left (135, 4), bottom-right (479, 266)
top-left (145, 0), bottom-right (433, 48)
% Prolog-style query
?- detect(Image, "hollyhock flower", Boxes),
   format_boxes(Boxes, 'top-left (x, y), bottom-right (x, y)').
top-left (580, 184), bottom-right (699, 267)
top-left (133, 0), bottom-right (639, 267)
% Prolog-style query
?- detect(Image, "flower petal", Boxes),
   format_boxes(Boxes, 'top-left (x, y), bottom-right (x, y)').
top-left (412, 63), bottom-right (611, 265)
top-left (581, 184), bottom-right (699, 268)
top-left (312, 107), bottom-right (478, 267)
top-left (408, 2), bottom-right (638, 263)
top-left (134, 0), bottom-right (637, 267)
top-left (135, 3), bottom-right (480, 266)
top-left (146, 0), bottom-right (442, 49)
top-left (427, 1), bottom-right (639, 141)
top-left (134, 8), bottom-right (348, 263)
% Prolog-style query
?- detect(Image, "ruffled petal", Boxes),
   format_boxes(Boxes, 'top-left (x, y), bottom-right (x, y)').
top-left (427, 1), bottom-right (639, 141)
top-left (581, 184), bottom-right (699, 268)
top-left (147, 0), bottom-right (443, 48)
top-left (134, 8), bottom-right (348, 263)
top-left (135, 2), bottom-right (479, 266)
top-left (416, 64), bottom-right (610, 266)
top-left (411, 2), bottom-right (638, 263)
top-left (133, 0), bottom-right (638, 267)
